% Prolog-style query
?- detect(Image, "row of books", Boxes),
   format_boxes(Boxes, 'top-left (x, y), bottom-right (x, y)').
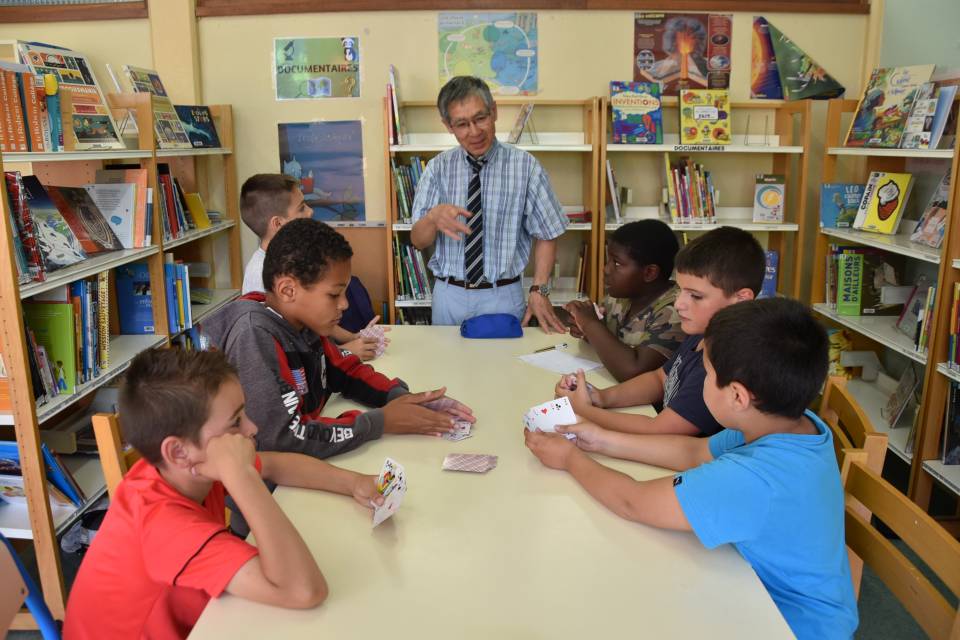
top-left (819, 172), bottom-right (951, 248)
top-left (393, 235), bottom-right (431, 301)
top-left (941, 383), bottom-right (960, 465)
top-left (0, 60), bottom-right (55, 152)
top-left (846, 65), bottom-right (959, 150)
top-left (156, 163), bottom-right (220, 242)
top-left (23, 273), bottom-right (109, 406)
top-left (943, 282), bottom-right (960, 372)
top-left (0, 440), bottom-right (86, 509)
top-left (662, 154), bottom-right (718, 222)
top-left (4, 170), bottom-right (152, 284)
top-left (386, 64), bottom-right (407, 146)
top-left (396, 308), bottom-right (431, 326)
top-left (609, 82), bottom-right (731, 146)
top-left (115, 257), bottom-right (212, 336)
top-left (391, 157), bottom-right (427, 224)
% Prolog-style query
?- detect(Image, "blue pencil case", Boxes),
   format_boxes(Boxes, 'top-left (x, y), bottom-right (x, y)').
top-left (460, 313), bottom-right (523, 339)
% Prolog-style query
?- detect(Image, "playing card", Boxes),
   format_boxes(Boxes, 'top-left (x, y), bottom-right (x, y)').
top-left (442, 419), bottom-right (473, 441)
top-left (442, 453), bottom-right (498, 473)
top-left (359, 324), bottom-right (387, 357)
top-left (373, 457), bottom-right (406, 527)
top-left (524, 396), bottom-right (577, 433)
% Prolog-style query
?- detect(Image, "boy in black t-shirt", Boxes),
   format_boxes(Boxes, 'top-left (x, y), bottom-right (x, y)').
top-left (556, 227), bottom-right (765, 436)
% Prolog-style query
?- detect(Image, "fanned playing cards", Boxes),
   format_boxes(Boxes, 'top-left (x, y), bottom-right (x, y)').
top-left (522, 396), bottom-right (577, 439)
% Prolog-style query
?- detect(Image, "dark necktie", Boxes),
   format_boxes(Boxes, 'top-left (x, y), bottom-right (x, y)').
top-left (463, 155), bottom-right (486, 285)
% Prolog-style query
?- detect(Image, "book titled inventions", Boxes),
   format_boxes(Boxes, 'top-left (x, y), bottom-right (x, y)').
top-left (609, 81), bottom-right (662, 144)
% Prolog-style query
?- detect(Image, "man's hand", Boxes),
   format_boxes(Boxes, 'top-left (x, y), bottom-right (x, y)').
top-left (422, 394), bottom-right (476, 423)
top-left (427, 204), bottom-right (473, 241)
top-left (383, 388), bottom-right (456, 436)
top-left (556, 421), bottom-right (607, 453)
top-left (554, 370), bottom-right (602, 411)
top-left (191, 432), bottom-right (257, 482)
top-left (522, 292), bottom-right (567, 334)
top-left (351, 473), bottom-right (384, 509)
top-left (524, 429), bottom-right (580, 470)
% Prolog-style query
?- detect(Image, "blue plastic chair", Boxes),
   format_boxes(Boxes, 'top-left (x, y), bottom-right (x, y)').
top-left (0, 532), bottom-right (60, 639)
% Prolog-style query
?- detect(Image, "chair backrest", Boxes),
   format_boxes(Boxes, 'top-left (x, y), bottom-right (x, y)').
top-left (92, 413), bottom-right (140, 499)
top-left (0, 533), bottom-right (59, 639)
top-left (819, 376), bottom-right (887, 474)
top-left (842, 455), bottom-right (960, 640)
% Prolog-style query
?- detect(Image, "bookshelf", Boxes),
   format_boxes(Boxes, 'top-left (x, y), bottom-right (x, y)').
top-left (599, 99), bottom-right (811, 299)
top-left (383, 97), bottom-right (601, 324)
top-left (0, 93), bottom-right (242, 625)
top-left (806, 98), bottom-right (960, 511)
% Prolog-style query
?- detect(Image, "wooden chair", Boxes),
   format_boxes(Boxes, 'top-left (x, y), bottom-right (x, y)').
top-left (91, 413), bottom-right (140, 499)
top-left (819, 376), bottom-right (887, 475)
top-left (842, 452), bottom-right (960, 639)
top-left (0, 533), bottom-right (59, 639)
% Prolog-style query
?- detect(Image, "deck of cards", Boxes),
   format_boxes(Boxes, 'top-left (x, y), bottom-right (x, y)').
top-left (442, 453), bottom-right (498, 473)
top-left (522, 396), bottom-right (578, 440)
top-left (372, 457), bottom-right (406, 527)
top-left (442, 419), bottom-right (473, 442)
top-left (358, 324), bottom-right (388, 358)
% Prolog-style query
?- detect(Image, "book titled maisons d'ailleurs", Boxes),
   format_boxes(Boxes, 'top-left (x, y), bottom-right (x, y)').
top-left (610, 81), bottom-right (662, 144)
top-left (836, 252), bottom-right (863, 316)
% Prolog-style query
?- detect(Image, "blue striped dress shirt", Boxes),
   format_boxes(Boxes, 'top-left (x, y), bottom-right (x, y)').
top-left (411, 139), bottom-right (567, 281)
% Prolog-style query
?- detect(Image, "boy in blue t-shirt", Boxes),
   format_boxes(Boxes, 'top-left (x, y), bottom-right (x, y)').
top-left (557, 226), bottom-right (765, 437)
top-left (526, 298), bottom-right (858, 639)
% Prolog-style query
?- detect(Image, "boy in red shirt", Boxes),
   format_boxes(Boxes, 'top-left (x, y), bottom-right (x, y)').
top-left (64, 348), bottom-right (384, 639)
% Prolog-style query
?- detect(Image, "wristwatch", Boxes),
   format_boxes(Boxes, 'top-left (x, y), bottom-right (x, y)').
top-left (529, 284), bottom-right (551, 298)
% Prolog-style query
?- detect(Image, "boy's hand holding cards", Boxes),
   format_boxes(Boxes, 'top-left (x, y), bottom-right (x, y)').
top-left (523, 396), bottom-right (578, 440)
top-left (442, 419), bottom-right (473, 441)
top-left (372, 457), bottom-right (406, 527)
top-left (358, 317), bottom-right (389, 358)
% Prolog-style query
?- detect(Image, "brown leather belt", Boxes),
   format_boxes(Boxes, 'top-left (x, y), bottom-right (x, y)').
top-left (439, 275), bottom-right (521, 290)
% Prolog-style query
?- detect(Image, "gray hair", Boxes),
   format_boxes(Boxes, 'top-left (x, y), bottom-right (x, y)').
top-left (437, 76), bottom-right (495, 123)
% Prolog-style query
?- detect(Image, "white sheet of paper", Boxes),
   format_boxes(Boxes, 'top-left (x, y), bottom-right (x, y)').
top-left (517, 350), bottom-right (602, 375)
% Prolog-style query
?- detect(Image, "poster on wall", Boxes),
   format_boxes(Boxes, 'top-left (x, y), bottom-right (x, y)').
top-left (278, 121), bottom-right (366, 223)
top-left (274, 37), bottom-right (360, 100)
top-left (439, 12), bottom-right (538, 95)
top-left (750, 17), bottom-right (783, 99)
top-left (766, 21), bottom-right (845, 101)
top-left (633, 13), bottom-right (732, 96)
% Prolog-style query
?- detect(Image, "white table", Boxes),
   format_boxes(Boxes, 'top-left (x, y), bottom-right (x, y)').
top-left (190, 326), bottom-right (792, 639)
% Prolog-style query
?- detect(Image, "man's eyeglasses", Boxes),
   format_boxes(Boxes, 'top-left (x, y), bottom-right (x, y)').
top-left (449, 111), bottom-right (492, 134)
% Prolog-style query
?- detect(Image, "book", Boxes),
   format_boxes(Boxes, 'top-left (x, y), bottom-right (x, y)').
top-left (845, 65), bottom-right (936, 148)
top-left (21, 301), bottom-right (76, 394)
top-left (633, 13), bottom-right (731, 95)
top-left (506, 103), bottom-right (535, 145)
top-left (0, 441), bottom-right (82, 507)
top-left (899, 82), bottom-right (939, 149)
top-left (4, 171), bottom-right (46, 282)
top-left (855, 171), bottom-right (914, 235)
top-left (752, 175), bottom-right (785, 223)
top-left (896, 276), bottom-right (930, 338)
top-left (0, 473), bottom-right (74, 508)
top-left (928, 84), bottom-right (959, 150)
top-left (605, 159), bottom-right (621, 223)
top-left (943, 382), bottom-right (960, 464)
top-left (82, 183), bottom-right (137, 250)
top-left (910, 173), bottom-right (950, 249)
top-left (95, 167), bottom-right (149, 247)
top-left (609, 81), bottom-right (662, 144)
top-left (173, 105), bottom-right (221, 148)
top-left (122, 65), bottom-right (192, 150)
top-left (183, 192), bottom-right (212, 230)
top-left (46, 185), bottom-right (123, 253)
top-left (836, 252), bottom-right (863, 316)
top-left (115, 263), bottom-right (155, 335)
top-left (883, 366), bottom-right (919, 429)
top-left (21, 175), bottom-right (87, 271)
top-left (387, 64), bottom-right (407, 145)
top-left (758, 250), bottom-right (778, 299)
top-left (17, 42), bottom-right (124, 150)
top-left (820, 184), bottom-right (865, 229)
top-left (678, 89), bottom-right (730, 145)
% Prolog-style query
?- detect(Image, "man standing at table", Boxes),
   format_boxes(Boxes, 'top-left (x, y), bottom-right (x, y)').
top-left (411, 76), bottom-right (567, 332)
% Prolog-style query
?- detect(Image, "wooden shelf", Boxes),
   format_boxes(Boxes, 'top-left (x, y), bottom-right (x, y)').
top-left (391, 132), bottom-right (590, 153)
top-left (921, 460), bottom-right (960, 497)
top-left (826, 147), bottom-right (954, 159)
top-left (953, 259), bottom-right (960, 270)
top-left (171, 289), bottom-right (241, 338)
top-left (820, 228), bottom-right (940, 264)
top-left (812, 304), bottom-right (926, 365)
top-left (30, 334), bottom-right (168, 424)
top-left (606, 207), bottom-right (799, 232)
top-left (845, 376), bottom-right (914, 463)
top-left (20, 247), bottom-right (160, 300)
top-left (0, 456), bottom-right (106, 540)
top-left (607, 133), bottom-right (802, 155)
top-left (3, 149), bottom-right (153, 163)
top-left (395, 298), bottom-right (432, 308)
top-left (155, 147), bottom-right (233, 158)
top-left (936, 362), bottom-right (960, 384)
top-left (162, 220), bottom-right (236, 250)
